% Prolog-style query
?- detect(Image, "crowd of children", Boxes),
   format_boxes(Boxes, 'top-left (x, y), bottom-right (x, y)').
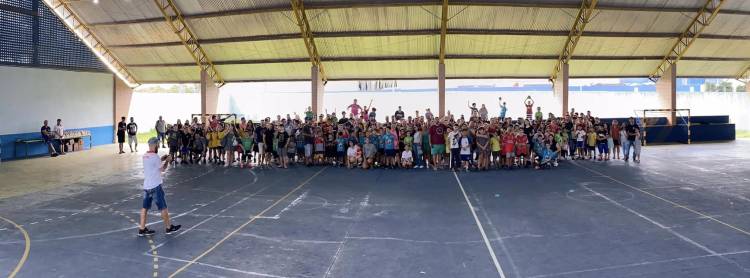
top-left (152, 97), bottom-right (643, 172)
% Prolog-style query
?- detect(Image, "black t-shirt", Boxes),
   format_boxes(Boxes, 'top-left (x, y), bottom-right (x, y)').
top-left (127, 122), bottom-right (138, 136)
top-left (278, 131), bottom-right (289, 146)
top-left (254, 127), bottom-right (265, 142)
top-left (264, 129), bottom-right (274, 144)
top-left (41, 126), bottom-right (51, 140)
top-left (302, 126), bottom-right (314, 144)
top-left (117, 122), bottom-right (127, 135)
top-left (394, 110), bottom-right (404, 120)
top-left (596, 130), bottom-right (608, 144)
top-left (625, 123), bottom-right (639, 141)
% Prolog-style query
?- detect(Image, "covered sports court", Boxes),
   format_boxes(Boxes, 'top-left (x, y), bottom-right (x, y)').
top-left (1, 0), bottom-right (750, 277)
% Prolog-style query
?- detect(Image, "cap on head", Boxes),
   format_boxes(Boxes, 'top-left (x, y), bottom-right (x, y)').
top-left (148, 137), bottom-right (159, 146)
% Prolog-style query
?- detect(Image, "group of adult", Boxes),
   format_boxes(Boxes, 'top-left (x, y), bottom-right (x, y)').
top-left (124, 96), bottom-right (641, 171)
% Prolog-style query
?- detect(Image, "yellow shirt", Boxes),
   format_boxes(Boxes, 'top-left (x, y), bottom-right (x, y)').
top-left (586, 132), bottom-right (597, 146)
top-left (490, 137), bottom-right (501, 152)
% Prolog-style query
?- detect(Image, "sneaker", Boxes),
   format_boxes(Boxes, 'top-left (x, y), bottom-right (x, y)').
top-left (165, 224), bottom-right (182, 235)
top-left (138, 227), bottom-right (156, 237)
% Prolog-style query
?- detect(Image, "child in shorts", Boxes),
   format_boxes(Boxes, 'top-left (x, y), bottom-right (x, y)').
top-left (586, 127), bottom-right (597, 160)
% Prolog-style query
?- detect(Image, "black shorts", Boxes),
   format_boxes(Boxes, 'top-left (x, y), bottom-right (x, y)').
top-left (117, 133), bottom-right (125, 143)
top-left (613, 139), bottom-right (621, 146)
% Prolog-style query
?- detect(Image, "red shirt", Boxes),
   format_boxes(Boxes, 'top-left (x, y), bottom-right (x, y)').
top-left (515, 134), bottom-right (528, 145)
top-left (429, 124), bottom-right (446, 145)
top-left (503, 134), bottom-right (515, 145)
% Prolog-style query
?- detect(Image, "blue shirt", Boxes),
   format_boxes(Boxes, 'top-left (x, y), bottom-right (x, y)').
top-left (500, 105), bottom-right (507, 118)
top-left (383, 133), bottom-right (395, 150)
top-left (336, 138), bottom-right (347, 152)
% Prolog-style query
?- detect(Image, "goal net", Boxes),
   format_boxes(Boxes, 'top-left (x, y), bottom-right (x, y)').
top-left (634, 109), bottom-right (691, 145)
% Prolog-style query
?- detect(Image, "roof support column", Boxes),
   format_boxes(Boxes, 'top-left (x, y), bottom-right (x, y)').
top-left (113, 76), bottom-right (133, 143)
top-left (656, 64), bottom-right (677, 125)
top-left (438, 0), bottom-right (448, 118)
top-left (201, 69), bottom-right (219, 116)
top-left (438, 64), bottom-right (446, 118)
top-left (552, 62), bottom-right (569, 117)
top-left (312, 65), bottom-right (325, 116)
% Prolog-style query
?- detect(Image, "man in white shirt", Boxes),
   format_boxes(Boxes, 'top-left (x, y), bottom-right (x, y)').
top-left (54, 119), bottom-right (66, 155)
top-left (138, 137), bottom-right (181, 236)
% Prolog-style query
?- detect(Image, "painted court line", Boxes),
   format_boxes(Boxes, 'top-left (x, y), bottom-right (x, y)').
top-left (146, 185), bottom-right (270, 253)
top-left (168, 167), bottom-right (328, 278)
top-left (453, 172), bottom-right (506, 278)
top-left (579, 184), bottom-right (718, 256)
top-left (0, 215), bottom-right (31, 278)
top-left (572, 161), bottom-right (750, 238)
top-left (528, 250), bottom-right (750, 278)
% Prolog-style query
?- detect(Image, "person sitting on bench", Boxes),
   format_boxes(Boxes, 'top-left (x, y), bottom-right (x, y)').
top-left (41, 120), bottom-right (59, 157)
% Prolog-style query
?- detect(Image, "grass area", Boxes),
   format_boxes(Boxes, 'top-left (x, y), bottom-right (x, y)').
top-left (737, 130), bottom-right (750, 139)
top-left (136, 129), bottom-right (159, 143)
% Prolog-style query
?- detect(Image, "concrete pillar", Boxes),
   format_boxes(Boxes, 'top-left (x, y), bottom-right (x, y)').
top-left (113, 76), bottom-right (133, 143)
top-left (552, 63), bottom-right (569, 117)
top-left (438, 63), bottom-right (446, 118)
top-left (311, 65), bottom-right (325, 116)
top-left (656, 64), bottom-right (677, 125)
top-left (200, 70), bottom-right (219, 117)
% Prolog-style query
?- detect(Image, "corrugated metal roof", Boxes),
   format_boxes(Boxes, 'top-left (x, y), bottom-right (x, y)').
top-left (69, 0), bottom-right (163, 24)
top-left (309, 6), bottom-right (441, 33)
top-left (448, 6), bottom-right (575, 31)
top-left (113, 46), bottom-right (195, 65)
top-left (569, 60), bottom-right (658, 77)
top-left (217, 62), bottom-right (311, 80)
top-left (575, 37), bottom-right (674, 57)
top-left (204, 39), bottom-right (310, 62)
top-left (447, 59), bottom-right (555, 78)
top-left (318, 35), bottom-right (439, 58)
top-left (448, 35), bottom-right (566, 56)
top-left (60, 1), bottom-right (750, 82)
top-left (131, 66), bottom-right (200, 82)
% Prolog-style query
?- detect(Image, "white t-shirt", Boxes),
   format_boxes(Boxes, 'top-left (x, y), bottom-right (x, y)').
top-left (347, 146), bottom-right (357, 157)
top-left (460, 137), bottom-right (471, 155)
top-left (448, 131), bottom-right (460, 149)
top-left (54, 124), bottom-right (64, 139)
top-left (143, 153), bottom-right (163, 190)
top-left (401, 150), bottom-right (413, 161)
top-left (576, 130), bottom-right (586, 142)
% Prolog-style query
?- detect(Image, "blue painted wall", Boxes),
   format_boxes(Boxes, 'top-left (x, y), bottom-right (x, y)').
top-left (0, 125), bottom-right (113, 160)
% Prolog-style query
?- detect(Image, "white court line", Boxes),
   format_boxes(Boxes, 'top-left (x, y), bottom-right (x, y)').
top-left (453, 172), bottom-right (506, 278)
top-left (572, 161), bottom-right (750, 238)
top-left (146, 254), bottom-right (293, 278)
top-left (527, 250), bottom-right (750, 278)
top-left (578, 184), bottom-right (718, 255)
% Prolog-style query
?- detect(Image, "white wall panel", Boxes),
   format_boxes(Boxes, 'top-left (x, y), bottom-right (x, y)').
top-left (0, 66), bottom-right (113, 135)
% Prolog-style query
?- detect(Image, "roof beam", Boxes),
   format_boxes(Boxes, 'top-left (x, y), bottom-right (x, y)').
top-left (40, 0), bottom-right (139, 87)
top-left (439, 0), bottom-right (449, 64)
top-left (126, 55), bottom-right (749, 68)
top-left (551, 0), bottom-right (597, 81)
top-left (138, 74), bottom-right (743, 84)
top-left (649, 0), bottom-right (726, 82)
top-left (290, 0), bottom-right (326, 82)
top-left (153, 0), bottom-right (224, 87)
top-left (737, 64), bottom-right (750, 82)
top-left (108, 29), bottom-right (750, 49)
top-left (87, 1), bottom-right (750, 27)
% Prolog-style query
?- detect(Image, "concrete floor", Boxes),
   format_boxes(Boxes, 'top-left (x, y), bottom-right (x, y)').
top-left (0, 141), bottom-right (749, 277)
